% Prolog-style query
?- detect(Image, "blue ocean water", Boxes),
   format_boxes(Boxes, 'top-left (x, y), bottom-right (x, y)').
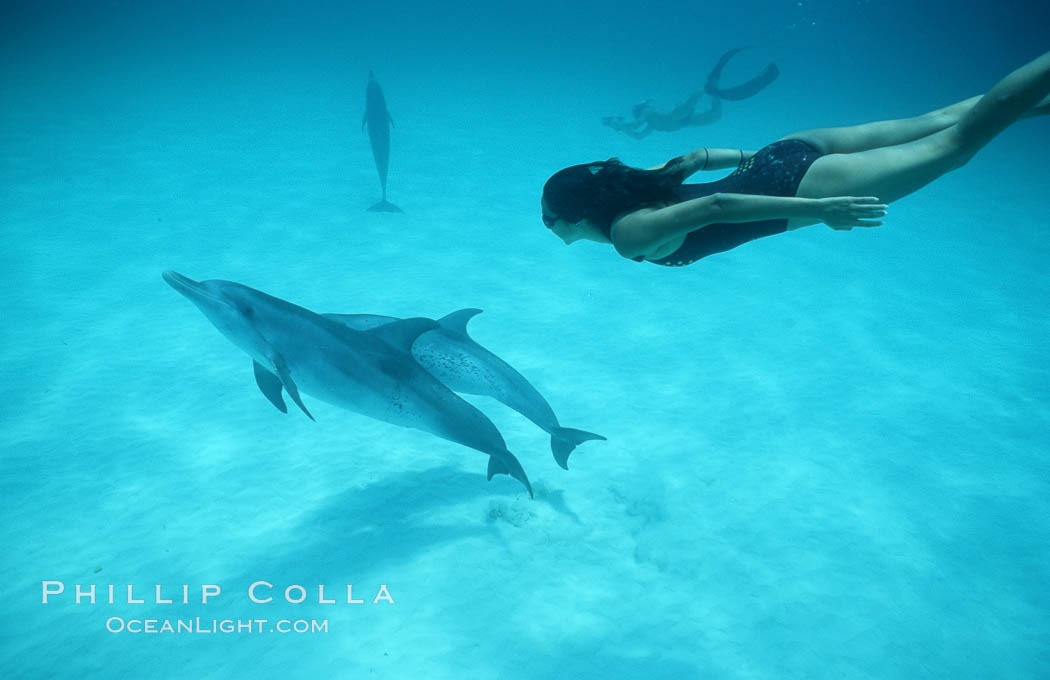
top-left (2, 1), bottom-right (1049, 678)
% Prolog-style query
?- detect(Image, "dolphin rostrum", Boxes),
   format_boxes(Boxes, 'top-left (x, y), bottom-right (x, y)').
top-left (162, 272), bottom-right (532, 496)
top-left (324, 309), bottom-right (606, 470)
top-left (363, 71), bottom-right (401, 213)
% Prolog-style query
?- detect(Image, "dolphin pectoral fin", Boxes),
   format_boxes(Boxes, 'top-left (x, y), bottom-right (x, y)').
top-left (550, 427), bottom-right (607, 470)
top-left (364, 317), bottom-right (439, 353)
top-left (270, 355), bottom-right (314, 421)
top-left (253, 360), bottom-right (288, 413)
top-left (486, 453), bottom-right (534, 498)
top-left (436, 308), bottom-right (483, 337)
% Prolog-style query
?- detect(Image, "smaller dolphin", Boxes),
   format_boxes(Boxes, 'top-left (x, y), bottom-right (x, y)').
top-left (704, 47), bottom-right (779, 101)
top-left (325, 309), bottom-right (606, 469)
top-left (162, 272), bottom-right (531, 496)
top-left (363, 71), bottom-right (401, 213)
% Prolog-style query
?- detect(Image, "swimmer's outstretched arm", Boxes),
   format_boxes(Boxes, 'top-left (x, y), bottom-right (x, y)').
top-left (650, 148), bottom-right (757, 176)
top-left (611, 193), bottom-right (886, 259)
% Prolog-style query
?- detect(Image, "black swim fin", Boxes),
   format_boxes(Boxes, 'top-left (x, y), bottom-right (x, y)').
top-left (705, 47), bottom-right (779, 101)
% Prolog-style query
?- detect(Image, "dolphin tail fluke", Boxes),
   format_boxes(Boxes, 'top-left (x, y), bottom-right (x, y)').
top-left (486, 454), bottom-right (534, 499)
top-left (550, 427), bottom-right (607, 470)
top-left (368, 200), bottom-right (402, 213)
top-left (486, 456), bottom-right (505, 480)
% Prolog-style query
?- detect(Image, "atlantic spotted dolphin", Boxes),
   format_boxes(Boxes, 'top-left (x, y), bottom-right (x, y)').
top-left (324, 309), bottom-right (606, 469)
top-left (363, 71), bottom-right (401, 212)
top-left (162, 272), bottom-right (531, 496)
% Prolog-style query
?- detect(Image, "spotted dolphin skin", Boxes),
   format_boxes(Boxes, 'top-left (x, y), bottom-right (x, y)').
top-left (162, 272), bottom-right (532, 497)
top-left (324, 309), bottom-right (606, 469)
top-left (363, 71), bottom-right (401, 212)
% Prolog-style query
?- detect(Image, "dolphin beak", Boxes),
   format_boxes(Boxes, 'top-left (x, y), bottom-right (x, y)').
top-left (162, 270), bottom-right (227, 308)
top-left (162, 270), bottom-right (199, 296)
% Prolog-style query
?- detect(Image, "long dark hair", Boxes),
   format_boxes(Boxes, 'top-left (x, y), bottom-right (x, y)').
top-left (542, 156), bottom-right (690, 238)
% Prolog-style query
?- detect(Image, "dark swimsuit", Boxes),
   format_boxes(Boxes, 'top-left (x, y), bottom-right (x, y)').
top-left (638, 139), bottom-right (822, 267)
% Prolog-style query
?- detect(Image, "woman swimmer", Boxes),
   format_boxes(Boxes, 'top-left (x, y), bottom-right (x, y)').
top-left (601, 48), bottom-right (778, 140)
top-left (541, 50), bottom-right (1050, 267)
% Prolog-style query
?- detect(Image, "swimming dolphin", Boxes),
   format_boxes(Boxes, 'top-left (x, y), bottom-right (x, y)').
top-left (363, 71), bottom-right (401, 212)
top-left (162, 272), bottom-right (532, 496)
top-left (324, 310), bottom-right (606, 469)
top-left (704, 47), bottom-right (779, 101)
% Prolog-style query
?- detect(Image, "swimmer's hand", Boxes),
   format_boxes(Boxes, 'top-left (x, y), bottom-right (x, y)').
top-left (818, 196), bottom-right (887, 230)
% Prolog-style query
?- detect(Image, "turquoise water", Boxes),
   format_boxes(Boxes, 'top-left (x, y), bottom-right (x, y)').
top-left (2, 1), bottom-right (1049, 678)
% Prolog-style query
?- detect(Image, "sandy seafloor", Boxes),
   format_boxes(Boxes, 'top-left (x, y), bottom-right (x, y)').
top-left (1, 2), bottom-right (1049, 678)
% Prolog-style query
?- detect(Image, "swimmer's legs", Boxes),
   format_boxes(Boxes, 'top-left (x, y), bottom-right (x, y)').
top-left (685, 95), bottom-right (723, 127)
top-left (781, 92), bottom-right (1050, 156)
top-left (950, 50), bottom-right (1050, 156)
top-left (779, 96), bottom-right (980, 154)
top-left (669, 91), bottom-right (704, 121)
top-left (793, 49), bottom-right (1050, 205)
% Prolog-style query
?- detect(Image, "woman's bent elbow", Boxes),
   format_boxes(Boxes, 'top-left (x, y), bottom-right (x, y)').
top-left (612, 237), bottom-right (647, 260)
top-left (705, 192), bottom-right (729, 217)
top-left (610, 221), bottom-right (651, 259)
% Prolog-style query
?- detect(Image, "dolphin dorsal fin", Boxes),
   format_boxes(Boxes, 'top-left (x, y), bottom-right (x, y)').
top-left (366, 317), bottom-right (439, 352)
top-left (437, 308), bottom-right (483, 337)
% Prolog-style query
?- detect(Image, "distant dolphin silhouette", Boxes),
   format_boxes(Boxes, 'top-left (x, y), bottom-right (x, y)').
top-left (162, 272), bottom-right (531, 496)
top-left (325, 309), bottom-right (606, 469)
top-left (363, 71), bottom-right (401, 212)
top-left (704, 47), bottom-right (779, 101)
